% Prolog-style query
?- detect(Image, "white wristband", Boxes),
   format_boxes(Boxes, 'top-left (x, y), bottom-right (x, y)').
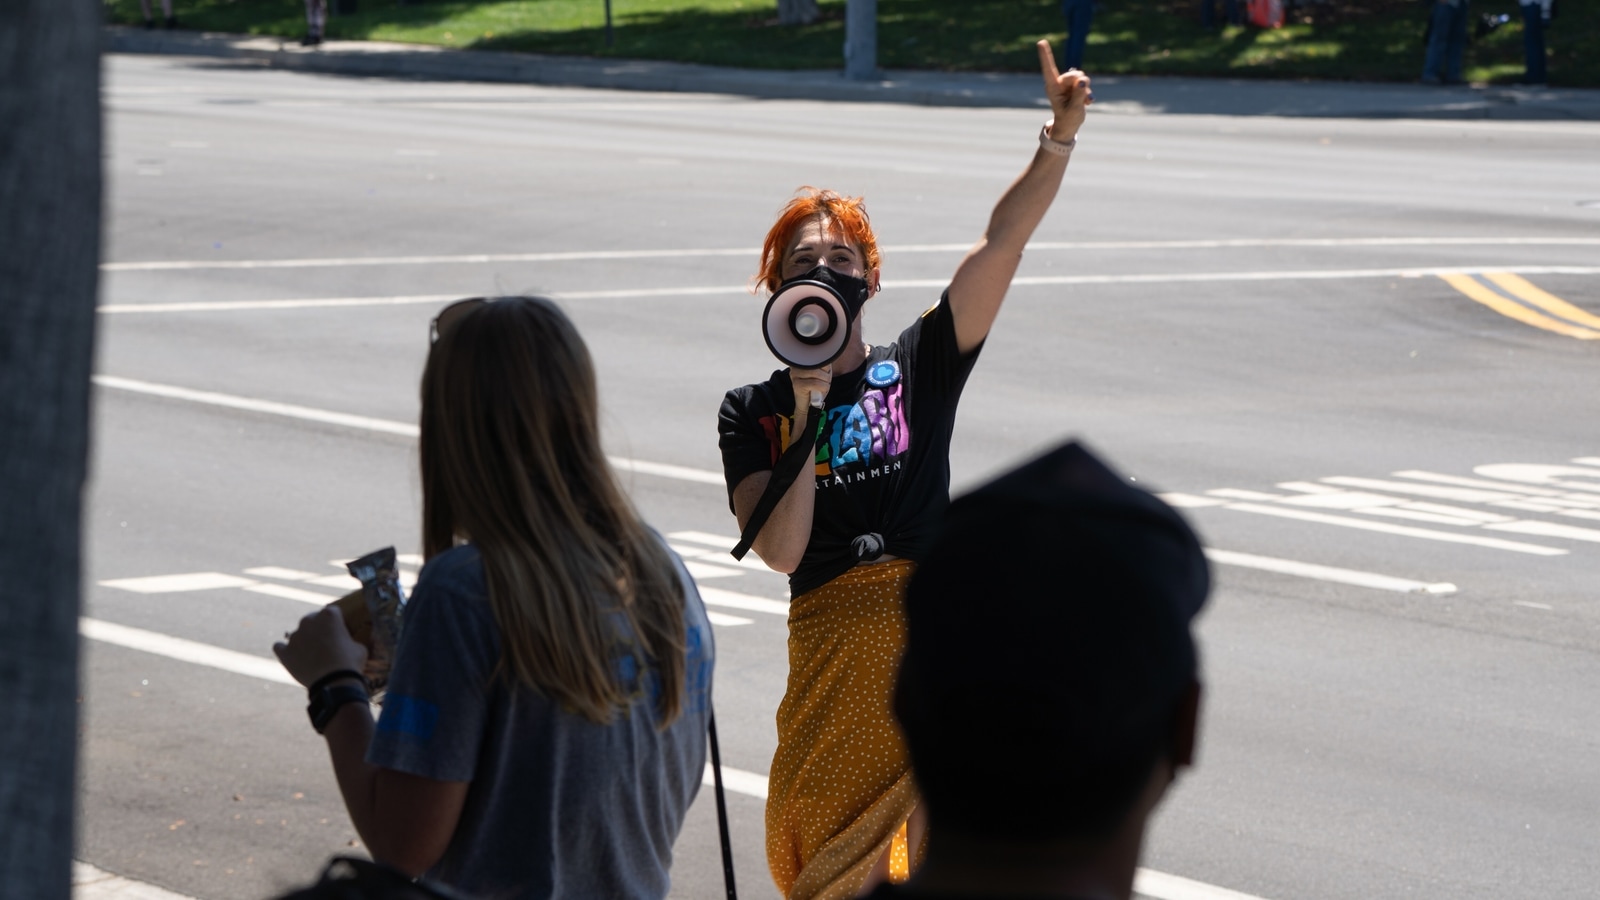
top-left (1039, 124), bottom-right (1077, 157)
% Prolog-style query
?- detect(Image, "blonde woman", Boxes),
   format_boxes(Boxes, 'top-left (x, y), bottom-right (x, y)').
top-left (276, 296), bottom-right (714, 899)
top-left (717, 42), bottom-right (1090, 900)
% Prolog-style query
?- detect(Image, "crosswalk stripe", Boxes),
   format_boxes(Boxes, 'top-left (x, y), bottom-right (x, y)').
top-left (243, 582), bottom-right (343, 606)
top-left (1135, 869), bottom-right (1272, 900)
top-left (697, 587), bottom-right (790, 616)
top-left (81, 618), bottom-right (297, 685)
top-left (1205, 550), bottom-right (1455, 595)
top-left (74, 860), bottom-right (198, 900)
top-left (1224, 503), bottom-right (1567, 556)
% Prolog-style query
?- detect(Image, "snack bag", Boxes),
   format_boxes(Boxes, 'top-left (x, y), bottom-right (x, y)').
top-left (330, 547), bottom-right (408, 696)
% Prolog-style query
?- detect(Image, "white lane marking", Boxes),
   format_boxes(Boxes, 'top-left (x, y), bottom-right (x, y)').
top-left (99, 572), bottom-right (257, 593)
top-left (1205, 488), bottom-right (1284, 501)
top-left (1002, 265), bottom-right (1600, 287)
top-left (1134, 868), bottom-right (1272, 900)
top-left (98, 294), bottom-right (458, 314)
top-left (705, 611), bottom-right (754, 627)
top-left (99, 236), bottom-right (1600, 272)
top-left (1276, 491), bottom-right (1405, 510)
top-left (305, 573), bottom-right (361, 589)
top-left (1484, 519), bottom-right (1600, 543)
top-left (93, 375), bottom-right (726, 486)
top-left (1390, 470), bottom-right (1566, 497)
top-left (697, 587), bottom-right (791, 617)
top-left (611, 456), bottom-right (726, 486)
top-left (702, 762), bottom-right (770, 800)
top-left (243, 583), bottom-right (340, 606)
top-left (80, 618), bottom-right (296, 685)
top-left (668, 543), bottom-right (774, 572)
top-left (1157, 493), bottom-right (1228, 509)
top-left (74, 860), bottom-right (198, 900)
top-left (1205, 550), bottom-right (1456, 595)
top-left (1514, 601), bottom-right (1554, 610)
top-left (1274, 481), bottom-right (1343, 495)
top-left (668, 530), bottom-right (740, 551)
top-left (684, 560), bottom-right (744, 580)
top-left (1354, 506), bottom-right (1494, 528)
top-left (96, 265), bottom-right (1600, 315)
top-left (94, 375), bottom-right (422, 436)
top-left (1386, 501), bottom-right (1516, 524)
top-left (1574, 457), bottom-right (1600, 467)
top-left (1321, 476), bottom-right (1526, 504)
top-left (397, 553), bottom-right (425, 566)
top-left (1223, 503), bottom-right (1567, 556)
top-left (242, 566), bottom-right (320, 581)
top-left (1475, 463), bottom-right (1600, 493)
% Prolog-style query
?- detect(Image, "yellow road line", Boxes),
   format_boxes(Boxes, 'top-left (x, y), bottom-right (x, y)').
top-left (1438, 273), bottom-right (1600, 340)
top-left (1483, 272), bottom-right (1600, 331)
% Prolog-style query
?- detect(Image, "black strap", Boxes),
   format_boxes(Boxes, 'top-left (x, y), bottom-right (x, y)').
top-left (731, 409), bottom-right (824, 561)
top-left (709, 712), bottom-right (737, 900)
top-left (306, 668), bottom-right (367, 698)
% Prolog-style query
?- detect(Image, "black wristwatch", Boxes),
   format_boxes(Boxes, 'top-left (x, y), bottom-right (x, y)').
top-left (307, 672), bottom-right (370, 734)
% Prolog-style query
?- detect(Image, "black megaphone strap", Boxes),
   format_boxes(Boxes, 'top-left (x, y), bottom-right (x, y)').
top-left (731, 411), bottom-right (825, 561)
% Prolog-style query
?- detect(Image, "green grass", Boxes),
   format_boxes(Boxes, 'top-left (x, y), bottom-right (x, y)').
top-left (104, 0), bottom-right (1599, 86)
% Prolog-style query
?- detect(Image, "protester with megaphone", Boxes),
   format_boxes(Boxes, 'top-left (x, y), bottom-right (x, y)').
top-left (716, 40), bottom-right (1093, 900)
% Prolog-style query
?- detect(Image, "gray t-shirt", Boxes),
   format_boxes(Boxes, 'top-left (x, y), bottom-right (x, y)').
top-left (368, 542), bottom-right (714, 900)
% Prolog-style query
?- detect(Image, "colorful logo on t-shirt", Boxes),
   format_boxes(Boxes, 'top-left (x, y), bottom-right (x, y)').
top-left (757, 374), bottom-right (910, 484)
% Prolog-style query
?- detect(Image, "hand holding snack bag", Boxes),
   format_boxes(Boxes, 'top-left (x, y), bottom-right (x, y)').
top-left (330, 546), bottom-right (408, 697)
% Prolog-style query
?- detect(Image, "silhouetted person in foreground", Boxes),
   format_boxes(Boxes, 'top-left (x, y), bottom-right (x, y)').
top-left (876, 441), bottom-right (1210, 900)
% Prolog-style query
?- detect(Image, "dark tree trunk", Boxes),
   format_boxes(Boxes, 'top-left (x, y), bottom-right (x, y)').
top-left (777, 0), bottom-right (820, 26)
top-left (0, 0), bottom-right (102, 896)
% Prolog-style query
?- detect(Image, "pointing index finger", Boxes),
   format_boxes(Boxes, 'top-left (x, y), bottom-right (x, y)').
top-left (1036, 40), bottom-right (1061, 91)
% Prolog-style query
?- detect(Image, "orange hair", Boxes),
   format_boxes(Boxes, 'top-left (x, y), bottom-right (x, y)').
top-left (755, 187), bottom-right (882, 295)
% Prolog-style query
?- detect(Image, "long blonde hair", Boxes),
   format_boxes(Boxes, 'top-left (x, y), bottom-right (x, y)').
top-left (419, 297), bottom-right (687, 725)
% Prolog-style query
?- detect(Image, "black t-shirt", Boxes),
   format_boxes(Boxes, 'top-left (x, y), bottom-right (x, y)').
top-left (718, 292), bottom-right (981, 597)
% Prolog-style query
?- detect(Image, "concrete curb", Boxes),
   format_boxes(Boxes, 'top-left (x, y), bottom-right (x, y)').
top-left (105, 26), bottom-right (1600, 120)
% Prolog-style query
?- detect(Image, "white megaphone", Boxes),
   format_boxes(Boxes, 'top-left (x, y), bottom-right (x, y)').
top-left (761, 266), bottom-right (873, 370)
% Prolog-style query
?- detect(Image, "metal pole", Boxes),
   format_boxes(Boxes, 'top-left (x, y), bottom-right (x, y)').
top-left (843, 0), bottom-right (877, 80)
top-left (605, 0), bottom-right (614, 48)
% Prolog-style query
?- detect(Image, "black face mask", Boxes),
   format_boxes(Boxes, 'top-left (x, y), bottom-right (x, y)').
top-left (780, 265), bottom-right (872, 313)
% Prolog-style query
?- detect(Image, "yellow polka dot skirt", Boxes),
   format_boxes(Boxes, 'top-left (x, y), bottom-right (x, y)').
top-left (766, 559), bottom-right (921, 900)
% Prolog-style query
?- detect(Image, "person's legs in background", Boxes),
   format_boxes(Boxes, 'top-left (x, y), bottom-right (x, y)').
top-left (1422, 0), bottom-right (1467, 84)
top-left (303, 0), bottom-right (327, 45)
top-left (1060, 0), bottom-right (1095, 70)
top-left (1421, 1), bottom-right (1449, 82)
top-left (1443, 0), bottom-right (1469, 83)
top-left (1520, 2), bottom-right (1547, 84)
top-left (138, 0), bottom-right (174, 28)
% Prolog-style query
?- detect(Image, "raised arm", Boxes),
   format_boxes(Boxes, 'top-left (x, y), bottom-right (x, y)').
top-left (948, 40), bottom-right (1092, 354)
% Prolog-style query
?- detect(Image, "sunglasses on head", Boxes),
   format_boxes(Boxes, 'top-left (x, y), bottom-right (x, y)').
top-left (429, 297), bottom-right (489, 344)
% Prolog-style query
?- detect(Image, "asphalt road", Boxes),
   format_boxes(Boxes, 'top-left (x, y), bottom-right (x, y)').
top-left (83, 52), bottom-right (1600, 900)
